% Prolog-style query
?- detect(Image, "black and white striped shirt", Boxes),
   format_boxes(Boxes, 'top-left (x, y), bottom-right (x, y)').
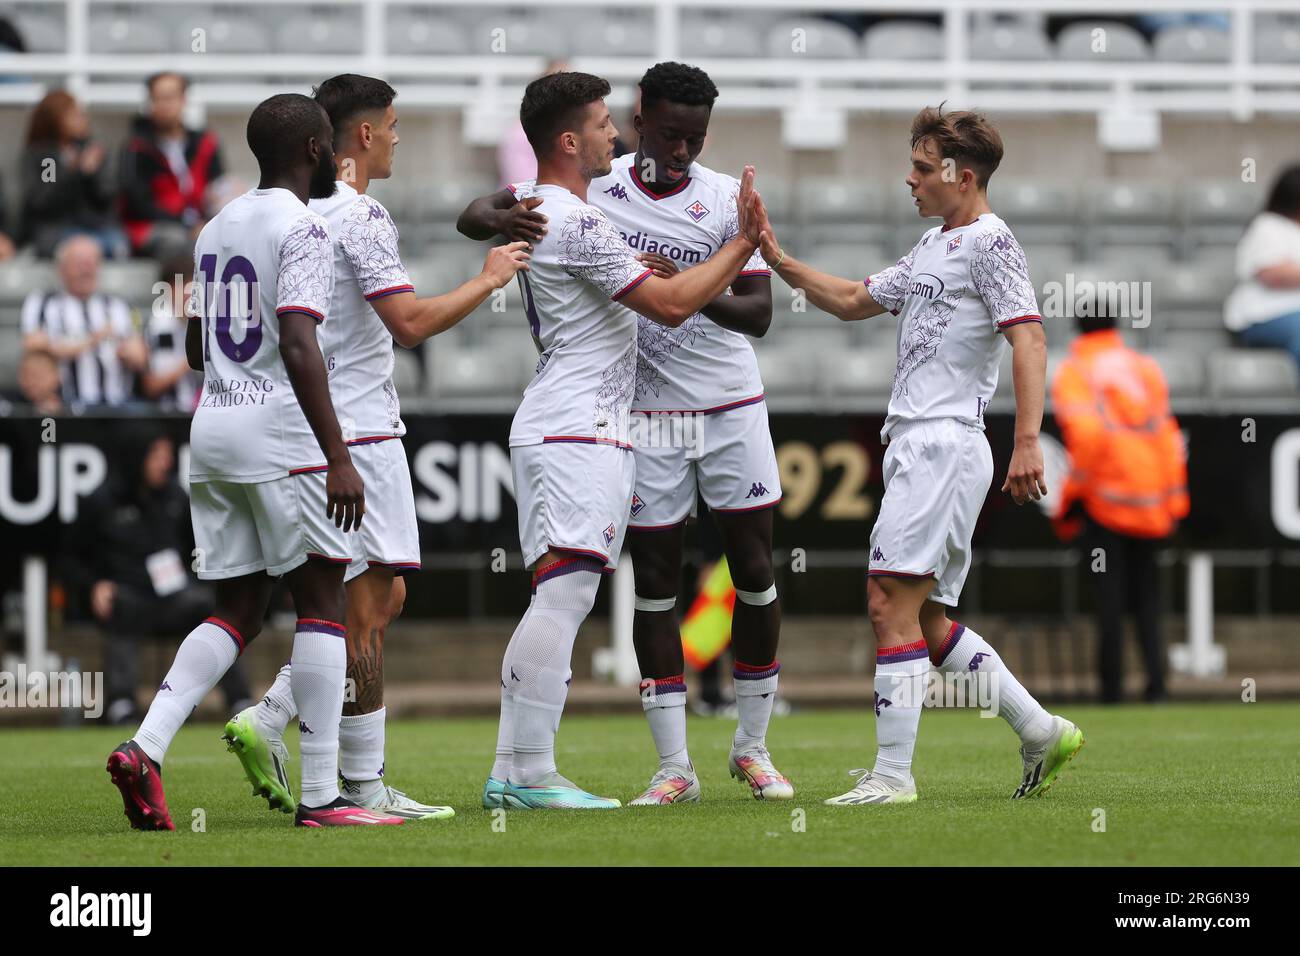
top-left (20, 290), bottom-right (138, 405)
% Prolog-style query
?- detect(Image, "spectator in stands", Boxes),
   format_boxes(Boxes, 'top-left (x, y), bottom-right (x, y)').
top-left (119, 72), bottom-right (225, 259)
top-left (1051, 302), bottom-right (1189, 704)
top-left (63, 430), bottom-right (251, 725)
top-left (1226, 165), bottom-right (1300, 368)
top-left (20, 234), bottom-right (149, 407)
top-left (141, 255), bottom-right (202, 411)
top-left (15, 348), bottom-right (65, 415)
top-left (20, 90), bottom-right (127, 259)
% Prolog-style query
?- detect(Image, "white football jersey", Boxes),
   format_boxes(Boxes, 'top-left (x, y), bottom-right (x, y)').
top-left (311, 181), bottom-right (413, 444)
top-left (511, 153), bottom-right (770, 413)
top-left (188, 187), bottom-right (335, 483)
top-left (866, 212), bottom-right (1040, 442)
top-left (504, 183), bottom-right (649, 449)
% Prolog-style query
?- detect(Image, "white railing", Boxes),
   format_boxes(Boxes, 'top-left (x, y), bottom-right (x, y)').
top-left (0, 0), bottom-right (1298, 129)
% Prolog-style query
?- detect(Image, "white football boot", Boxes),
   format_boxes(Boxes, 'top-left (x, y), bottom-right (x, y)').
top-left (824, 769), bottom-right (918, 806)
top-left (629, 765), bottom-right (702, 806)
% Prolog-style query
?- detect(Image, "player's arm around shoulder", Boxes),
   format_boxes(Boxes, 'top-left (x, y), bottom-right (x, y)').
top-left (457, 186), bottom-right (548, 244)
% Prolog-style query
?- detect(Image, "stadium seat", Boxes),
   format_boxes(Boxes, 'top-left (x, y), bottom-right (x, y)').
top-left (970, 23), bottom-right (1054, 61)
top-left (753, 346), bottom-right (816, 399)
top-left (803, 244), bottom-right (886, 284)
top-left (1081, 180), bottom-right (1177, 258)
top-left (569, 14), bottom-right (656, 57)
top-left (862, 20), bottom-right (943, 60)
top-left (1147, 349), bottom-right (1207, 399)
top-left (765, 19), bottom-right (860, 59)
top-left (1161, 328), bottom-right (1232, 353)
top-left (1154, 258), bottom-right (1233, 320)
top-left (680, 15), bottom-right (764, 59)
top-left (387, 6), bottom-right (469, 55)
top-left (404, 259), bottom-right (465, 302)
top-left (0, 261), bottom-right (57, 306)
top-left (1057, 21), bottom-right (1150, 61)
top-left (1255, 17), bottom-right (1300, 63)
top-left (12, 10), bottom-right (65, 52)
top-left (1208, 350), bottom-right (1300, 398)
top-left (274, 13), bottom-right (360, 55)
top-left (1154, 24), bottom-right (1229, 62)
top-left (795, 178), bottom-right (894, 246)
top-left (1180, 179), bottom-right (1259, 254)
top-left (431, 346), bottom-right (531, 399)
top-left (392, 348), bottom-right (422, 396)
top-left (97, 262), bottom-right (161, 304)
top-left (822, 348), bottom-right (895, 398)
top-left (175, 5), bottom-right (271, 54)
top-left (468, 16), bottom-right (568, 56)
top-left (89, 10), bottom-right (170, 53)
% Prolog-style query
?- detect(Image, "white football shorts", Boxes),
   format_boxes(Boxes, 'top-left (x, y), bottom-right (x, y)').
top-left (868, 417), bottom-right (994, 606)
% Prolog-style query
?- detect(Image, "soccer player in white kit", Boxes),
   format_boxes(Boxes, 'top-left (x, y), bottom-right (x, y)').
top-left (460, 71), bottom-right (769, 809)
top-left (459, 63), bottom-right (791, 806)
top-left (222, 75), bottom-right (530, 821)
top-left (107, 93), bottom-right (404, 829)
top-left (753, 106), bottom-right (1084, 804)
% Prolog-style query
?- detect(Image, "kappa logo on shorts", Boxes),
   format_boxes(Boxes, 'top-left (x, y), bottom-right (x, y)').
top-left (630, 494), bottom-right (645, 517)
top-left (874, 691), bottom-right (892, 717)
top-left (685, 200), bottom-right (709, 222)
top-left (744, 482), bottom-right (770, 499)
top-left (871, 546), bottom-right (886, 563)
top-left (604, 523), bottom-right (617, 546)
top-left (158, 681), bottom-right (172, 692)
top-left (299, 720), bottom-right (314, 735)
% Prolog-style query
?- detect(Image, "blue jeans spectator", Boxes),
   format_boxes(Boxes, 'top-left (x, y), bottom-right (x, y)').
top-left (1239, 311), bottom-right (1300, 367)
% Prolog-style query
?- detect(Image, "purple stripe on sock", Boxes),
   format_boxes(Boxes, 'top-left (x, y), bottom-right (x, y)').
top-left (935, 623), bottom-right (967, 666)
top-left (733, 662), bottom-right (781, 681)
top-left (296, 618), bottom-right (346, 638)
top-left (877, 639), bottom-right (929, 664)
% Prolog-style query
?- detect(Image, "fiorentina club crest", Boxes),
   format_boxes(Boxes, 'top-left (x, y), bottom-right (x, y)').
top-left (946, 234), bottom-right (962, 255)
top-left (630, 493), bottom-right (645, 517)
top-left (603, 523), bottom-right (617, 546)
top-left (685, 200), bottom-right (709, 222)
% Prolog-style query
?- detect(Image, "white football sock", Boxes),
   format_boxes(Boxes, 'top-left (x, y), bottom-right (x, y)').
top-left (871, 639), bottom-right (930, 783)
top-left (135, 617), bottom-right (243, 764)
top-left (291, 619), bottom-right (347, 808)
top-left (490, 600), bottom-right (535, 781)
top-left (732, 660), bottom-right (780, 752)
top-left (640, 675), bottom-right (690, 769)
top-left (340, 706), bottom-right (386, 802)
top-left (933, 622), bottom-right (1055, 745)
top-left (506, 559), bottom-right (602, 785)
top-left (255, 661), bottom-right (296, 735)
top-left (491, 687), bottom-right (515, 782)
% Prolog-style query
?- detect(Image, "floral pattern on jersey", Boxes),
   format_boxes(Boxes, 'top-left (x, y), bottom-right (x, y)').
top-left (893, 296), bottom-right (959, 399)
top-left (559, 206), bottom-right (648, 299)
top-left (338, 196), bottom-right (411, 298)
top-left (277, 212), bottom-right (335, 318)
top-left (633, 314), bottom-right (711, 401)
top-left (867, 237), bottom-right (924, 313)
top-left (969, 228), bottom-right (1039, 328)
top-left (594, 341), bottom-right (637, 439)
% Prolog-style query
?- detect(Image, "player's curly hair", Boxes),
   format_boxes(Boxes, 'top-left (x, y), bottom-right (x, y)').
top-left (639, 62), bottom-right (718, 110)
top-left (313, 74), bottom-right (397, 143)
top-left (910, 103), bottom-right (1004, 189)
top-left (520, 71), bottom-right (611, 156)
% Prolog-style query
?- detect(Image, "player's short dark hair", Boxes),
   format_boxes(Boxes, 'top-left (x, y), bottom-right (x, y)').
top-left (639, 62), bottom-right (718, 111)
top-left (520, 71), bottom-right (611, 157)
top-left (246, 93), bottom-right (329, 175)
top-left (313, 74), bottom-right (397, 142)
top-left (147, 71), bottom-right (188, 94)
top-left (910, 104), bottom-right (1004, 189)
top-left (1264, 164), bottom-right (1300, 219)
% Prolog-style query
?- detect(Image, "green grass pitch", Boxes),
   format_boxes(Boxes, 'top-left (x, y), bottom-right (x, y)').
top-left (2, 702), bottom-right (1296, 866)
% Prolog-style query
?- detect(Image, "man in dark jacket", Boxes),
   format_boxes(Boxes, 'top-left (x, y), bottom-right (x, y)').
top-left (118, 72), bottom-right (224, 259)
top-left (64, 429), bottom-right (251, 724)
